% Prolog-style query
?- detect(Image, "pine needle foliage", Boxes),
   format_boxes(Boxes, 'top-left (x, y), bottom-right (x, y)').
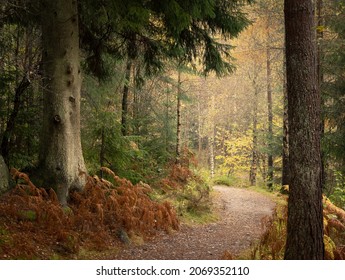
top-left (0, 168), bottom-right (179, 259)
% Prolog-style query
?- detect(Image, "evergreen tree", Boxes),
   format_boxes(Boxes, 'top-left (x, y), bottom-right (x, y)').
top-left (284, 0), bottom-right (324, 259)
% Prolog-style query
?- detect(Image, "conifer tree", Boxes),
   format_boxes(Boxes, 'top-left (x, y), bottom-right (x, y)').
top-left (284, 0), bottom-right (324, 259)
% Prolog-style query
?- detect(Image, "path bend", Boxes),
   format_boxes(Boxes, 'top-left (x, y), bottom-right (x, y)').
top-left (114, 185), bottom-right (276, 259)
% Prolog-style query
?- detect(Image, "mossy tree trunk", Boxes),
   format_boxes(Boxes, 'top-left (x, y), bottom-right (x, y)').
top-left (40, 0), bottom-right (86, 205)
top-left (284, 0), bottom-right (324, 259)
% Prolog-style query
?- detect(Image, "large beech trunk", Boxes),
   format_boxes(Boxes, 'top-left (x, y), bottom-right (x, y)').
top-left (284, 0), bottom-right (324, 259)
top-left (40, 0), bottom-right (86, 205)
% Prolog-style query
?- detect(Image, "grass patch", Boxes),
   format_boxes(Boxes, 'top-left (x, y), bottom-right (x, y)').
top-left (180, 207), bottom-right (218, 225)
top-left (245, 185), bottom-right (288, 207)
top-left (212, 175), bottom-right (239, 187)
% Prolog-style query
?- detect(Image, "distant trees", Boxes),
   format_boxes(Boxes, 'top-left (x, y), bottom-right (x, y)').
top-left (322, 0), bottom-right (345, 203)
top-left (0, 1), bottom-right (42, 183)
top-left (284, 0), bottom-right (324, 259)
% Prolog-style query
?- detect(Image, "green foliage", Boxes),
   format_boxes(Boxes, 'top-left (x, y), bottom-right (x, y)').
top-left (213, 175), bottom-right (239, 186)
top-left (172, 179), bottom-right (214, 224)
top-left (0, 23), bottom-right (41, 170)
top-left (329, 171), bottom-right (345, 210)
top-left (79, 0), bottom-right (251, 78)
top-left (182, 181), bottom-right (211, 213)
top-left (321, 0), bottom-right (345, 203)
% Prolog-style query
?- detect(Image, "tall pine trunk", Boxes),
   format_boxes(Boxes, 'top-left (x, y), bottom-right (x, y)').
top-left (284, 0), bottom-right (324, 259)
top-left (40, 0), bottom-right (87, 205)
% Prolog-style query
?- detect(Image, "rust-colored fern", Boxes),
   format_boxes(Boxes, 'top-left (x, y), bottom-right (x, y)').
top-left (0, 168), bottom-right (180, 259)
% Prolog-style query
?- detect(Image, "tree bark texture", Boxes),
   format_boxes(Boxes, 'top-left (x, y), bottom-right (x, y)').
top-left (284, 0), bottom-right (324, 259)
top-left (40, 0), bottom-right (87, 205)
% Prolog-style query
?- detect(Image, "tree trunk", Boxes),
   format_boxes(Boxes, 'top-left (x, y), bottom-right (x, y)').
top-left (284, 0), bottom-right (324, 259)
top-left (250, 87), bottom-right (259, 186)
top-left (1, 75), bottom-right (31, 166)
top-left (0, 155), bottom-right (9, 195)
top-left (132, 61), bottom-right (140, 136)
top-left (209, 91), bottom-right (216, 178)
top-left (176, 69), bottom-right (182, 163)
top-left (282, 62), bottom-right (290, 186)
top-left (267, 44), bottom-right (274, 190)
top-left (317, 0), bottom-right (326, 190)
top-left (209, 135), bottom-right (215, 178)
top-left (40, 0), bottom-right (87, 205)
top-left (121, 59), bottom-right (132, 136)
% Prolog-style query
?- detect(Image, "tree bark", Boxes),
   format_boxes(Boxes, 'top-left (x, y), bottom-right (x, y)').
top-left (121, 59), bottom-right (132, 136)
top-left (1, 75), bottom-right (31, 166)
top-left (317, 0), bottom-right (326, 190)
top-left (282, 63), bottom-right (290, 186)
top-left (176, 69), bottom-right (182, 163)
top-left (284, 0), bottom-right (324, 259)
top-left (40, 0), bottom-right (87, 205)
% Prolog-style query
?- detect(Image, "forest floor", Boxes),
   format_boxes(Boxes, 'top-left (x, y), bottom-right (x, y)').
top-left (105, 185), bottom-right (276, 260)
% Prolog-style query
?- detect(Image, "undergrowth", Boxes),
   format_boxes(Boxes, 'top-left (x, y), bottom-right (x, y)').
top-left (0, 167), bottom-right (179, 259)
top-left (154, 152), bottom-right (213, 224)
top-left (233, 193), bottom-right (345, 260)
top-left (212, 175), bottom-right (239, 187)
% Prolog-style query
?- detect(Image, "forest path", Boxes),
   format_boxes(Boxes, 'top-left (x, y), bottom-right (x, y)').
top-left (113, 186), bottom-right (276, 259)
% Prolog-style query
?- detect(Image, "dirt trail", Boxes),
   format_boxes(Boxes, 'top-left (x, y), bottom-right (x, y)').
top-left (114, 186), bottom-right (276, 259)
